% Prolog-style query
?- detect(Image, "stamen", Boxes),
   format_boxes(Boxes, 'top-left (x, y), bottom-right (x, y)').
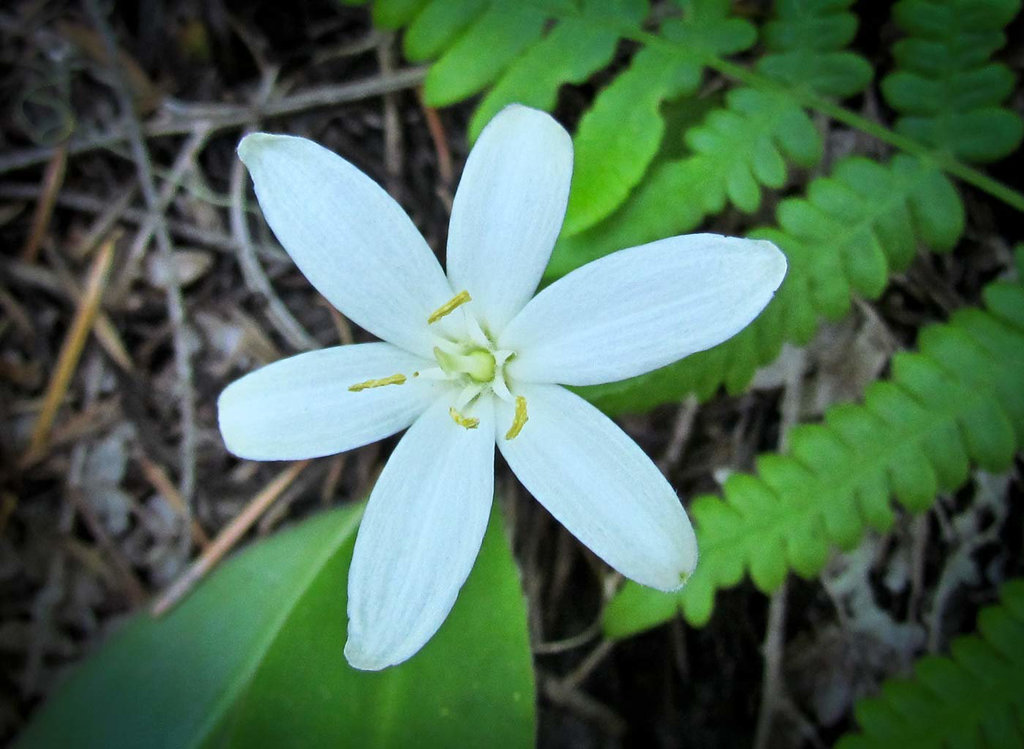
top-left (504, 396), bottom-right (528, 440)
top-left (428, 290), bottom-right (471, 324)
top-left (348, 373), bottom-right (406, 392)
top-left (449, 406), bottom-right (479, 430)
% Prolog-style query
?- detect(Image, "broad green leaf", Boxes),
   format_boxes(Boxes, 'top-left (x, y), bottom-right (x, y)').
top-left (17, 504), bottom-right (534, 748)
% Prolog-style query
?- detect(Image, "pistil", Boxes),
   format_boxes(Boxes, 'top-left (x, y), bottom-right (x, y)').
top-left (433, 346), bottom-right (495, 383)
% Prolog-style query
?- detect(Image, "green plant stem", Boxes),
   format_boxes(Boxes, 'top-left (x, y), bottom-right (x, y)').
top-left (705, 56), bottom-right (1024, 214)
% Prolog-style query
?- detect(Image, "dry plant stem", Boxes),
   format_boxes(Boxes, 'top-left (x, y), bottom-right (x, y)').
top-left (908, 513), bottom-right (929, 623)
top-left (41, 242), bottom-right (133, 373)
top-left (70, 355), bottom-right (147, 605)
top-left (0, 284), bottom-right (35, 339)
top-left (21, 237), bottom-right (115, 467)
top-left (542, 673), bottom-right (627, 738)
top-left (324, 302), bottom-right (355, 345)
top-left (0, 183), bottom-right (287, 261)
top-left (377, 33), bottom-right (404, 197)
top-left (229, 75), bottom-right (318, 351)
top-left (320, 452), bottom-right (348, 505)
top-left (0, 68), bottom-right (428, 175)
top-left (20, 141), bottom-right (67, 262)
top-left (657, 394), bottom-right (699, 474)
top-left (24, 354), bottom-right (110, 693)
top-left (67, 485), bottom-right (149, 606)
top-left (419, 96), bottom-right (452, 184)
top-left (112, 124), bottom-right (212, 303)
top-left (137, 454), bottom-right (212, 549)
top-left (70, 182), bottom-right (137, 260)
top-left (85, 0), bottom-right (197, 541)
top-left (562, 638), bottom-right (615, 691)
top-left (151, 460), bottom-right (311, 616)
top-left (753, 577), bottom-right (789, 749)
top-left (533, 618), bottom-right (601, 655)
top-left (542, 640), bottom-right (625, 737)
top-left (45, 397), bottom-right (121, 452)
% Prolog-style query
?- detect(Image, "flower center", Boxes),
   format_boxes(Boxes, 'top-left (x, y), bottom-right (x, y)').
top-left (433, 346), bottom-right (495, 384)
top-left (346, 289), bottom-right (529, 438)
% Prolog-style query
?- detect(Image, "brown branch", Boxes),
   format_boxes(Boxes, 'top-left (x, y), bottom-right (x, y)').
top-left (151, 460), bottom-right (310, 616)
top-left (20, 237), bottom-right (116, 468)
top-left (0, 68), bottom-right (429, 176)
top-left (85, 0), bottom-right (198, 547)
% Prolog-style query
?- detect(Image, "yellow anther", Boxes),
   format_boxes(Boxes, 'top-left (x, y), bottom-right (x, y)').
top-left (504, 396), bottom-right (528, 440)
top-left (348, 373), bottom-right (406, 392)
top-left (428, 290), bottom-right (471, 324)
top-left (449, 406), bottom-right (480, 429)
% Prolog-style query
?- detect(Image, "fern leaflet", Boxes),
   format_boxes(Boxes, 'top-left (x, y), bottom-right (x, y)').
top-left (756, 0), bottom-right (873, 97)
top-left (576, 154), bottom-right (964, 414)
top-left (836, 579), bottom-right (1024, 748)
top-left (882, 0), bottom-right (1023, 162)
top-left (604, 268), bottom-right (1024, 637)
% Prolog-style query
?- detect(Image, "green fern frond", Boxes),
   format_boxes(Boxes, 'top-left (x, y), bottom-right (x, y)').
top-left (554, 0), bottom-right (872, 240)
top-left (468, 0), bottom-right (648, 140)
top-left (836, 579), bottom-right (1024, 749)
top-left (561, 1), bottom-right (756, 236)
top-left (576, 154), bottom-right (964, 414)
top-left (549, 85), bottom-right (820, 278)
top-left (756, 0), bottom-right (873, 97)
top-left (881, 0), bottom-right (1023, 162)
top-left (603, 272), bottom-right (1024, 638)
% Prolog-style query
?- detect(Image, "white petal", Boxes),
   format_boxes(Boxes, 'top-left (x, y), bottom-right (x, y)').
top-left (501, 235), bottom-right (787, 386)
top-left (345, 397), bottom-right (495, 671)
top-left (239, 134), bottom-right (454, 357)
top-left (218, 343), bottom-right (442, 460)
top-left (445, 105), bottom-right (573, 336)
top-left (497, 384), bottom-right (696, 591)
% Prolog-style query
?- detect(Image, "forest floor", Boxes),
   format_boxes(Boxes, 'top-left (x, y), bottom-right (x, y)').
top-left (1, 1), bottom-right (1021, 747)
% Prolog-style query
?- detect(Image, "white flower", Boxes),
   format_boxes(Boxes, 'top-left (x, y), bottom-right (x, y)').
top-left (218, 104), bottom-right (786, 671)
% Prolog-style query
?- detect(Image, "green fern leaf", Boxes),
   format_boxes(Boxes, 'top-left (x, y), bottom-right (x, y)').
top-left (561, 45), bottom-right (703, 238)
top-left (468, 0), bottom-right (648, 141)
top-left (561, 2), bottom-right (756, 236)
top-left (836, 579), bottom-right (1024, 749)
top-left (551, 0), bottom-right (871, 255)
top-left (575, 154), bottom-right (963, 415)
top-left (371, 0), bottom-right (429, 28)
top-left (550, 86), bottom-right (821, 278)
top-left (756, 0), bottom-right (873, 97)
top-left (882, 0), bottom-right (1024, 162)
top-left (419, 4), bottom-right (551, 106)
top-left (603, 271), bottom-right (1024, 638)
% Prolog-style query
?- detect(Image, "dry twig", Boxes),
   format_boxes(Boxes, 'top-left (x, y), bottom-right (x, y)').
top-left (229, 70), bottom-right (318, 351)
top-left (0, 69), bottom-right (428, 175)
top-left (19, 141), bottom-right (67, 262)
top-left (21, 237), bottom-right (115, 467)
top-left (85, 0), bottom-right (198, 546)
top-left (151, 460), bottom-right (311, 616)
